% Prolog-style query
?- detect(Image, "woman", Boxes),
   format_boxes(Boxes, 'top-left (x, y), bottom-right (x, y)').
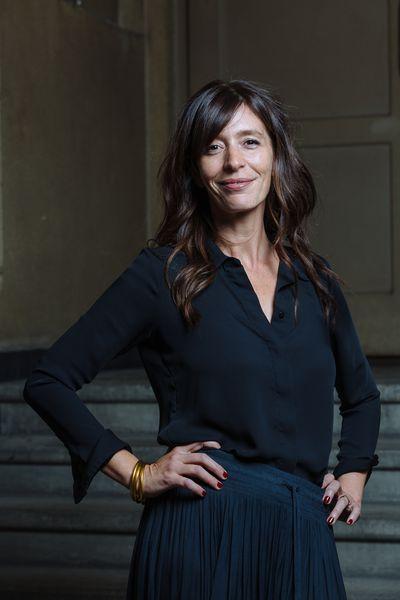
top-left (24, 79), bottom-right (381, 599)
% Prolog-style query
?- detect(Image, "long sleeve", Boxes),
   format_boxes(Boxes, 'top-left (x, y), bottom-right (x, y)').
top-left (23, 247), bottom-right (159, 504)
top-left (320, 257), bottom-right (381, 486)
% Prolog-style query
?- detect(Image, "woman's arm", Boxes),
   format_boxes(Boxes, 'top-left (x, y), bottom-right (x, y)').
top-left (320, 256), bottom-right (381, 490)
top-left (23, 247), bottom-right (159, 504)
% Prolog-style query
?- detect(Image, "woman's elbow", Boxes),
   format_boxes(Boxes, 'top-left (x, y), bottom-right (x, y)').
top-left (22, 371), bottom-right (47, 408)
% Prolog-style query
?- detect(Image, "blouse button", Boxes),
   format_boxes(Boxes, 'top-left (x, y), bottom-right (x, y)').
top-left (278, 310), bottom-right (285, 319)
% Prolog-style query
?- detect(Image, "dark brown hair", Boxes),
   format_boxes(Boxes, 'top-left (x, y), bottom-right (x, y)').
top-left (148, 78), bottom-right (344, 331)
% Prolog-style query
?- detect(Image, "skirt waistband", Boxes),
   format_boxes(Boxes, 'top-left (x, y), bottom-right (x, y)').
top-left (196, 447), bottom-right (328, 513)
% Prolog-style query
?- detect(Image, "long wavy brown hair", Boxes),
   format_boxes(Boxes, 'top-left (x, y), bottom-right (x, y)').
top-left (147, 78), bottom-right (345, 332)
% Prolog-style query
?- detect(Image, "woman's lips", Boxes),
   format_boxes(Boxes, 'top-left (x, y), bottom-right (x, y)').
top-left (218, 179), bottom-right (255, 191)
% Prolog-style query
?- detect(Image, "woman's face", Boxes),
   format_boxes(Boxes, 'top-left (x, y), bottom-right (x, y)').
top-left (196, 104), bottom-right (274, 216)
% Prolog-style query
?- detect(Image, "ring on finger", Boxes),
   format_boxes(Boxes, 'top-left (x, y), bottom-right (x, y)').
top-left (337, 493), bottom-right (352, 508)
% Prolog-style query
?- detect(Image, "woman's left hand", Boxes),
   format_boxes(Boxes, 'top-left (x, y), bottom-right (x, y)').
top-left (320, 472), bottom-right (362, 526)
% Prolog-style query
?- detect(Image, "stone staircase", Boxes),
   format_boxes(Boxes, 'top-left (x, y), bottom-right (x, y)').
top-left (0, 365), bottom-right (399, 599)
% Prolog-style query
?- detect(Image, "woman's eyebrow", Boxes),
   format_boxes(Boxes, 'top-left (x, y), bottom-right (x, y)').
top-left (236, 129), bottom-right (264, 136)
top-left (215, 128), bottom-right (264, 139)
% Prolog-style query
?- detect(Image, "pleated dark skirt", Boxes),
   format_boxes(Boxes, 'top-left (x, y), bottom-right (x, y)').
top-left (126, 447), bottom-right (348, 600)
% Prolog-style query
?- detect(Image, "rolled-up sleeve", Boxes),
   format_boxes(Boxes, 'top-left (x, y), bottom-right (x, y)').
top-left (322, 258), bottom-right (381, 486)
top-left (23, 247), bottom-right (159, 503)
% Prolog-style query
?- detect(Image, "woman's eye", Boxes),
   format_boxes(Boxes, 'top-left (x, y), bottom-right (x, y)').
top-left (205, 139), bottom-right (259, 153)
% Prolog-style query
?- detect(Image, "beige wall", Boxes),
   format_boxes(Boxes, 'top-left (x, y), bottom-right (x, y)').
top-left (186, 0), bottom-right (399, 355)
top-left (0, 0), bottom-right (175, 351)
top-left (2, 1), bottom-right (396, 355)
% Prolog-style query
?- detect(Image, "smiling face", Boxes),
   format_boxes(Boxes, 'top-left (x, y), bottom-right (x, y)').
top-left (196, 103), bottom-right (274, 217)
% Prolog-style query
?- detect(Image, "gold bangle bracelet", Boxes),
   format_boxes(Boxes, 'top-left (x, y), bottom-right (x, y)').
top-left (129, 460), bottom-right (139, 502)
top-left (129, 459), bottom-right (147, 504)
top-left (130, 460), bottom-right (142, 503)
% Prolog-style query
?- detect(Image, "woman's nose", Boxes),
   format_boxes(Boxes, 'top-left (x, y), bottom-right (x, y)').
top-left (224, 147), bottom-right (245, 170)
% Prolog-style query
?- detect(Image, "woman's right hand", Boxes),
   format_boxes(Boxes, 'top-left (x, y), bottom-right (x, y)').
top-left (141, 440), bottom-right (229, 499)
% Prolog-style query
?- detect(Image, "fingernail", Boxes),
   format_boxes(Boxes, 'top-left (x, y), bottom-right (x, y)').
top-left (327, 516), bottom-right (334, 524)
top-left (217, 481), bottom-right (223, 488)
top-left (201, 490), bottom-right (206, 497)
top-left (347, 519), bottom-right (353, 525)
top-left (323, 495), bottom-right (330, 504)
top-left (223, 471), bottom-right (228, 479)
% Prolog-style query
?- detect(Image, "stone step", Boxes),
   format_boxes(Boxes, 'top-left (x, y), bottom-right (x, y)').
top-left (2, 429), bottom-right (396, 465)
top-left (346, 576), bottom-right (400, 600)
top-left (0, 437), bottom-right (167, 499)
top-left (1, 526), bottom-right (399, 579)
top-left (336, 540), bottom-right (400, 578)
top-left (0, 430), bottom-right (162, 463)
top-left (0, 494), bottom-right (142, 533)
top-left (0, 530), bottom-right (134, 570)
top-left (0, 566), bottom-right (398, 600)
top-left (0, 433), bottom-right (398, 499)
top-left (1, 461), bottom-right (397, 501)
top-left (0, 390), bottom-right (392, 436)
top-left (0, 566), bottom-right (128, 600)
top-left (1, 493), bottom-right (398, 542)
top-left (334, 501), bottom-right (400, 541)
top-left (0, 368), bottom-right (153, 403)
top-left (0, 366), bottom-right (397, 435)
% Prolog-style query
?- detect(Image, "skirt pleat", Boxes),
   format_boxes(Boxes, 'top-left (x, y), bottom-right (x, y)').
top-left (126, 448), bottom-right (347, 600)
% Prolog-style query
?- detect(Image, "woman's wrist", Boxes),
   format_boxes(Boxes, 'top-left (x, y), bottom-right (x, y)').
top-left (101, 448), bottom-right (140, 489)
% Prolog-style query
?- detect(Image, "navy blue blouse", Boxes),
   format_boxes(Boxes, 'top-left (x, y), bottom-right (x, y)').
top-left (23, 235), bottom-right (381, 503)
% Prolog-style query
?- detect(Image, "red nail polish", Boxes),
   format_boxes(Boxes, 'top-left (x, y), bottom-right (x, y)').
top-left (327, 516), bottom-right (334, 524)
top-left (217, 481), bottom-right (223, 488)
top-left (347, 519), bottom-right (353, 525)
top-left (223, 471), bottom-right (228, 478)
top-left (202, 490), bottom-right (206, 496)
top-left (323, 496), bottom-right (330, 504)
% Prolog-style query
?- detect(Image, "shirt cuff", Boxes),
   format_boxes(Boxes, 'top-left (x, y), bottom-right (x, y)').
top-left (332, 453), bottom-right (379, 486)
top-left (70, 428), bottom-right (133, 504)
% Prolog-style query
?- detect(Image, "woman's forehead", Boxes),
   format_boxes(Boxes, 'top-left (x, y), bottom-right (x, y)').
top-left (217, 104), bottom-right (266, 135)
